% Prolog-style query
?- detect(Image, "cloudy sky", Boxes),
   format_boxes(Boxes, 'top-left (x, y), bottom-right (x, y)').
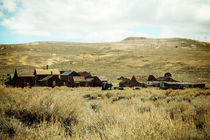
top-left (0, 0), bottom-right (210, 44)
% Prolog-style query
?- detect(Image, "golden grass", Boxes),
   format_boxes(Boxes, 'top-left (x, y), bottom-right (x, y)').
top-left (0, 86), bottom-right (210, 140)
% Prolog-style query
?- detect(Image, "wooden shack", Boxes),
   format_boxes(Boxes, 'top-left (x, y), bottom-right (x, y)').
top-left (73, 76), bottom-right (86, 87)
top-left (129, 75), bottom-right (148, 87)
top-left (85, 76), bottom-right (102, 87)
top-left (38, 75), bottom-right (60, 87)
top-left (12, 69), bottom-right (35, 88)
top-left (34, 68), bottom-right (60, 85)
top-left (60, 70), bottom-right (79, 86)
top-left (148, 75), bottom-right (157, 81)
top-left (119, 77), bottom-right (130, 87)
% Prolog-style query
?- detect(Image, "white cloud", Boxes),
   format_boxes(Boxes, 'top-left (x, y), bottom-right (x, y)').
top-left (0, 0), bottom-right (210, 42)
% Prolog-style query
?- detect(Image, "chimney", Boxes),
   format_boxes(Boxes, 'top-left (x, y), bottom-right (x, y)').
top-left (46, 65), bottom-right (48, 69)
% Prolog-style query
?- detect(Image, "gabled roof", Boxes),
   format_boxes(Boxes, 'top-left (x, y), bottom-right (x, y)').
top-left (98, 76), bottom-right (107, 82)
top-left (17, 70), bottom-right (34, 77)
top-left (73, 76), bottom-right (86, 82)
top-left (35, 69), bottom-right (60, 75)
top-left (132, 75), bottom-right (148, 83)
top-left (61, 70), bottom-right (74, 76)
top-left (39, 75), bottom-right (54, 82)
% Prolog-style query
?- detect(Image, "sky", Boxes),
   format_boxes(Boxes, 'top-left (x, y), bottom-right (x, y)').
top-left (0, 0), bottom-right (210, 44)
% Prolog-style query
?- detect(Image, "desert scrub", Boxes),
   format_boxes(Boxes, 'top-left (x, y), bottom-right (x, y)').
top-left (0, 86), bottom-right (210, 140)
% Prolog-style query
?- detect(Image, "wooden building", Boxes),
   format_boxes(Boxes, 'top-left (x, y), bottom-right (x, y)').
top-left (73, 76), bottom-right (86, 87)
top-left (38, 75), bottom-right (60, 87)
top-left (129, 75), bottom-right (148, 87)
top-left (60, 70), bottom-right (79, 86)
top-left (85, 76), bottom-right (102, 87)
top-left (34, 68), bottom-right (60, 86)
top-left (12, 69), bottom-right (35, 88)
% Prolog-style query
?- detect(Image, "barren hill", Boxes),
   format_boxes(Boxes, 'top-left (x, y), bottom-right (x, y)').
top-left (0, 37), bottom-right (210, 83)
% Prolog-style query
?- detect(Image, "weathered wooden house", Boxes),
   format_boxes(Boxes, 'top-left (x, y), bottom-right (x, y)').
top-left (119, 77), bottom-right (130, 87)
top-left (129, 75), bottom-right (148, 87)
top-left (85, 76), bottom-right (102, 87)
top-left (11, 69), bottom-right (35, 87)
top-left (78, 71), bottom-right (91, 78)
top-left (60, 70), bottom-right (79, 86)
top-left (73, 76), bottom-right (86, 87)
top-left (148, 75), bottom-right (157, 81)
top-left (34, 68), bottom-right (60, 86)
top-left (38, 75), bottom-right (60, 87)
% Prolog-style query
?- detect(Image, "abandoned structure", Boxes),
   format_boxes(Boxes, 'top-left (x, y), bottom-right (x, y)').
top-left (73, 76), bottom-right (86, 87)
top-left (34, 67), bottom-right (60, 87)
top-left (60, 70), bottom-right (79, 86)
top-left (5, 68), bottom-right (205, 89)
top-left (85, 76), bottom-right (102, 87)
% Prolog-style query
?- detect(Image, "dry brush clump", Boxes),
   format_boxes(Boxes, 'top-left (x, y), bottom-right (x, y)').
top-left (0, 86), bottom-right (210, 140)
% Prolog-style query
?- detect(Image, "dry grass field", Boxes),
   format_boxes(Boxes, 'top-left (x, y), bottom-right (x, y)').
top-left (0, 37), bottom-right (210, 139)
top-left (0, 86), bottom-right (210, 139)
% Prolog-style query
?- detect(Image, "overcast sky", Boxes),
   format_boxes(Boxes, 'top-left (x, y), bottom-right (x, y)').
top-left (0, 0), bottom-right (210, 44)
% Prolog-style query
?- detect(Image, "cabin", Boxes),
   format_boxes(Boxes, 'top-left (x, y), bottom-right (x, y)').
top-left (38, 75), bottom-right (60, 87)
top-left (129, 75), bottom-right (148, 87)
top-left (85, 76), bottom-right (102, 87)
top-left (12, 69), bottom-right (35, 88)
top-left (73, 76), bottom-right (86, 87)
top-left (60, 70), bottom-right (79, 86)
top-left (34, 67), bottom-right (60, 86)
top-left (148, 75), bottom-right (157, 81)
top-left (78, 71), bottom-right (91, 78)
top-left (119, 77), bottom-right (130, 87)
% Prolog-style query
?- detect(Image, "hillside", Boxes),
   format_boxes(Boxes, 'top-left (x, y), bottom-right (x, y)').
top-left (0, 37), bottom-right (210, 83)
